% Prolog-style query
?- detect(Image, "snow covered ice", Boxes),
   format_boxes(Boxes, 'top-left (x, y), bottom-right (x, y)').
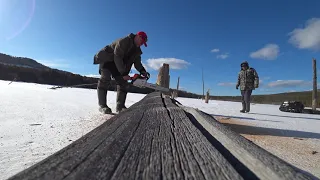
top-left (0, 80), bottom-right (319, 179)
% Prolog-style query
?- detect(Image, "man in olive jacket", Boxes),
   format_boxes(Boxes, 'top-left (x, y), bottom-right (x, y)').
top-left (236, 61), bottom-right (259, 113)
top-left (93, 31), bottom-right (150, 114)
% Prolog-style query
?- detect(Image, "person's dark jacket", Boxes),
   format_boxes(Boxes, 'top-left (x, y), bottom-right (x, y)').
top-left (94, 33), bottom-right (146, 76)
top-left (236, 62), bottom-right (259, 90)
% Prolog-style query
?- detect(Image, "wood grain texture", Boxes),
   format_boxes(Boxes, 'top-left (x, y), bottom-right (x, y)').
top-left (8, 92), bottom-right (318, 180)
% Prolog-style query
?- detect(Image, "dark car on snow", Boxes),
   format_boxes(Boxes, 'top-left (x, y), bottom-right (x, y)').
top-left (279, 101), bottom-right (304, 113)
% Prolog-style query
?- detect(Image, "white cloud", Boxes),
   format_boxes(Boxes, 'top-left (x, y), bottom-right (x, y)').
top-left (146, 58), bottom-right (190, 70)
top-left (218, 82), bottom-right (236, 86)
top-left (85, 73), bottom-right (136, 78)
top-left (250, 44), bottom-right (280, 60)
top-left (129, 72), bottom-right (139, 76)
top-left (142, 62), bottom-right (148, 71)
top-left (132, 62), bottom-right (149, 71)
top-left (258, 88), bottom-right (276, 92)
top-left (38, 59), bottom-right (70, 68)
top-left (267, 80), bottom-right (311, 88)
top-left (85, 74), bottom-right (100, 78)
top-left (211, 48), bottom-right (220, 53)
top-left (216, 53), bottom-right (229, 59)
top-left (259, 79), bottom-right (263, 85)
top-left (288, 18), bottom-right (320, 51)
top-left (219, 81), bottom-right (263, 87)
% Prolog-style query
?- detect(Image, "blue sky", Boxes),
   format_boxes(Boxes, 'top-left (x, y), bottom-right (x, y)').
top-left (1, 0), bottom-right (320, 96)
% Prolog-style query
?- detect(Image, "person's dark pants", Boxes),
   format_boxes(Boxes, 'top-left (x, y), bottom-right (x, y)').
top-left (97, 69), bottom-right (112, 108)
top-left (113, 76), bottom-right (128, 111)
top-left (97, 67), bottom-right (129, 111)
top-left (241, 90), bottom-right (252, 112)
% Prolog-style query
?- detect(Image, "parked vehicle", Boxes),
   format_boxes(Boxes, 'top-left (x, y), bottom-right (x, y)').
top-left (279, 101), bottom-right (304, 113)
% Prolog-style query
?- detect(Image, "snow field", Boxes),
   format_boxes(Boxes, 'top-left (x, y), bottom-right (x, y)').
top-left (0, 80), bottom-right (319, 179)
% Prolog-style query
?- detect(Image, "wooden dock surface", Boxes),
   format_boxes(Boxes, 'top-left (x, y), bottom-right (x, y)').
top-left (8, 92), bottom-right (318, 180)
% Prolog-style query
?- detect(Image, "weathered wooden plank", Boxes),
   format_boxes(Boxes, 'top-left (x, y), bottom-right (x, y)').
top-left (8, 92), bottom-right (318, 180)
top-left (8, 93), bottom-right (163, 180)
top-left (64, 93), bottom-right (241, 180)
top-left (64, 104), bottom-right (163, 180)
top-left (180, 105), bottom-right (319, 180)
top-left (162, 97), bottom-right (244, 180)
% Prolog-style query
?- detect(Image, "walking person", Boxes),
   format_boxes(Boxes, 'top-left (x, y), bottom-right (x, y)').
top-left (236, 61), bottom-right (259, 113)
top-left (93, 31), bottom-right (150, 114)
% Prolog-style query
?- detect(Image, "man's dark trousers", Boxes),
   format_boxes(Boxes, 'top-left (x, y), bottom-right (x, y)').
top-left (97, 64), bottom-right (129, 112)
top-left (241, 90), bottom-right (252, 112)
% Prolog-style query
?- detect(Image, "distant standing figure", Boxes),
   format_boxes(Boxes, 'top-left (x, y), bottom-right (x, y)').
top-left (93, 31), bottom-right (150, 114)
top-left (236, 61), bottom-right (259, 113)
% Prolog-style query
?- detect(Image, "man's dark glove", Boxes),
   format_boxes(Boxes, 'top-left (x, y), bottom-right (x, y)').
top-left (141, 71), bottom-right (150, 80)
top-left (236, 85), bottom-right (239, 89)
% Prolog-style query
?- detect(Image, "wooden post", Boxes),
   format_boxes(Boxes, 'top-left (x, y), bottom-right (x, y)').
top-left (176, 76), bottom-right (180, 97)
top-left (172, 76), bottom-right (180, 98)
top-left (177, 76), bottom-right (180, 90)
top-left (205, 89), bottom-right (210, 103)
top-left (202, 68), bottom-right (205, 100)
top-left (312, 58), bottom-right (317, 111)
top-left (156, 63), bottom-right (170, 88)
top-left (156, 63), bottom-right (170, 96)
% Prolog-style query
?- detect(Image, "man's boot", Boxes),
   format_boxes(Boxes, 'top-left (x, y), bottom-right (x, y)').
top-left (116, 89), bottom-right (127, 113)
top-left (240, 102), bottom-right (246, 113)
top-left (246, 102), bottom-right (250, 113)
top-left (97, 88), bottom-right (112, 114)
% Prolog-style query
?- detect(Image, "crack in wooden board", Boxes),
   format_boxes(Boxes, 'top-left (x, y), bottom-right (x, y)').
top-left (163, 97), bottom-right (244, 180)
top-left (62, 95), bottom-right (164, 180)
